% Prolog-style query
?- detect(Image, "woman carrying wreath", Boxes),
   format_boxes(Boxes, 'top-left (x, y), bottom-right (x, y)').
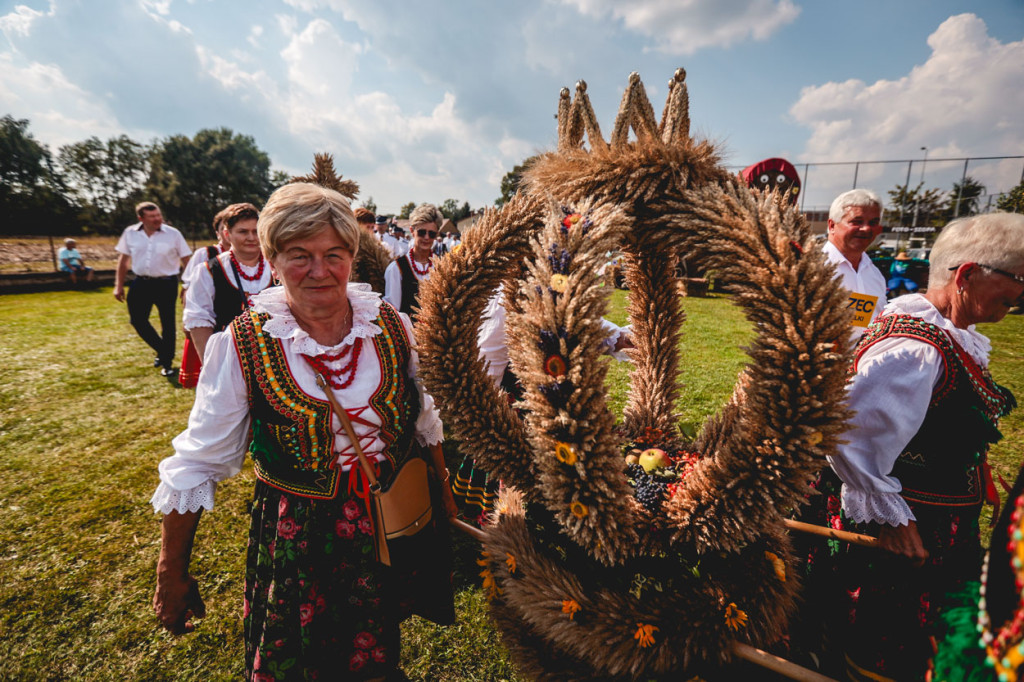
top-left (152, 183), bottom-right (458, 680)
top-left (383, 203), bottom-right (442, 321)
top-left (824, 213), bottom-right (1023, 680)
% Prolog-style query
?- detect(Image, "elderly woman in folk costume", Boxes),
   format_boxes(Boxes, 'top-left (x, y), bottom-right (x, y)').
top-left (182, 203), bottom-right (274, 369)
top-left (823, 213), bottom-right (1023, 681)
top-left (152, 183), bottom-right (457, 681)
top-left (383, 203), bottom-right (442, 320)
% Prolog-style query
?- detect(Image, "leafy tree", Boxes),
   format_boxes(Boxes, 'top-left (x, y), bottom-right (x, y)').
top-left (0, 115), bottom-right (77, 235)
top-left (996, 180), bottom-right (1024, 214)
top-left (885, 182), bottom-right (944, 227)
top-left (398, 202), bottom-right (416, 219)
top-left (361, 196), bottom-right (377, 215)
top-left (495, 155), bottom-right (538, 206)
top-left (146, 128), bottom-right (274, 240)
top-left (945, 176), bottom-right (985, 219)
top-left (58, 135), bottom-right (149, 232)
top-left (271, 169), bottom-right (291, 190)
top-left (439, 198), bottom-right (472, 222)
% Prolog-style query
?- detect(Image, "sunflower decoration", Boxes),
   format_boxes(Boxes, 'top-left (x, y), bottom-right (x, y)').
top-left (416, 69), bottom-right (853, 680)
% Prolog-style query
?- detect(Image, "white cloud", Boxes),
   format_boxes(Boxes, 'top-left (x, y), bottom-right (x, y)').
top-left (561, 0), bottom-right (799, 54)
top-left (0, 3), bottom-right (52, 39)
top-left (0, 53), bottom-right (133, 146)
top-left (789, 14), bottom-right (1024, 207)
top-left (247, 24), bottom-right (263, 48)
top-left (792, 14), bottom-right (1024, 162)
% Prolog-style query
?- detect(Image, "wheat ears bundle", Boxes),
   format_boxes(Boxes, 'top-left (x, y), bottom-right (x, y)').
top-left (417, 69), bottom-right (854, 680)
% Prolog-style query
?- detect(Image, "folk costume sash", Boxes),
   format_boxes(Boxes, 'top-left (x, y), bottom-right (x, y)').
top-left (853, 314), bottom-right (1015, 509)
top-left (207, 255), bottom-right (247, 332)
top-left (395, 255), bottom-right (421, 319)
top-left (231, 302), bottom-right (420, 499)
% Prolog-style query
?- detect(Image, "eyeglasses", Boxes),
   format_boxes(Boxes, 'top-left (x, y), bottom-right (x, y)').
top-left (417, 229), bottom-right (438, 239)
top-left (948, 264), bottom-right (1024, 286)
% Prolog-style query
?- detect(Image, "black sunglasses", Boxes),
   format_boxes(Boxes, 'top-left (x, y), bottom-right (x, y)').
top-left (948, 264), bottom-right (1024, 286)
top-left (417, 229), bottom-right (438, 239)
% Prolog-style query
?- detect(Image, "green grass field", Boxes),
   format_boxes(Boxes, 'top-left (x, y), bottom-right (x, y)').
top-left (0, 288), bottom-right (1020, 680)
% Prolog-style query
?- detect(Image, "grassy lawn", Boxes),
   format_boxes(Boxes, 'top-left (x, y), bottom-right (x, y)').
top-left (0, 287), bottom-right (1020, 680)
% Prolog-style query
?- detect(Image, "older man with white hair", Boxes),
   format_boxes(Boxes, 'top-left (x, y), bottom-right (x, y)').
top-left (824, 188), bottom-right (888, 340)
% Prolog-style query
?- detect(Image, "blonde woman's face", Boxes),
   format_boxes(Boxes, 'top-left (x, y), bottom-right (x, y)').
top-left (270, 227), bottom-right (353, 316)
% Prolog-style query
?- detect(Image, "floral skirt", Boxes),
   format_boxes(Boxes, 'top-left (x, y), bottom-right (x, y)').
top-left (244, 478), bottom-right (398, 681)
top-left (792, 470), bottom-right (984, 681)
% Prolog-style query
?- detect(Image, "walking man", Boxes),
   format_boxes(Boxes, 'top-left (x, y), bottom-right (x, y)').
top-left (113, 202), bottom-right (192, 375)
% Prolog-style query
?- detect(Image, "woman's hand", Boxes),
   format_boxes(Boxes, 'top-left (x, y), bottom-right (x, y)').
top-left (440, 477), bottom-right (459, 519)
top-left (154, 572), bottom-right (206, 634)
top-left (877, 520), bottom-right (929, 566)
top-left (154, 509), bottom-right (205, 634)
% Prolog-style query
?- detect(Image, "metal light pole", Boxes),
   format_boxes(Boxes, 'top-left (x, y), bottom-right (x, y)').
top-left (919, 147), bottom-right (929, 184)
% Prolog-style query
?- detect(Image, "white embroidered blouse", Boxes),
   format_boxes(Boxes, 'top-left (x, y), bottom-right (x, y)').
top-left (151, 283), bottom-right (444, 515)
top-left (182, 251), bottom-right (274, 332)
top-left (828, 294), bottom-right (992, 527)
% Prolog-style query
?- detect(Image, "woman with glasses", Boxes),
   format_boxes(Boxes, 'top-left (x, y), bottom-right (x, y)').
top-left (384, 203), bottom-right (442, 322)
top-left (825, 212), bottom-right (1023, 681)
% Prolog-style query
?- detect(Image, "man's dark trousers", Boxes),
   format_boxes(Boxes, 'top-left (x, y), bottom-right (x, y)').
top-left (127, 276), bottom-right (178, 369)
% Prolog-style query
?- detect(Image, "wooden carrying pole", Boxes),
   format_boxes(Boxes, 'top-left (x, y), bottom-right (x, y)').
top-left (783, 518), bottom-right (880, 549)
top-left (447, 517), bottom-right (842, 682)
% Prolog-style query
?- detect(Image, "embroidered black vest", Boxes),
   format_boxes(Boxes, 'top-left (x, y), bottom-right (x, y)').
top-left (853, 314), bottom-right (1015, 508)
top-left (231, 302), bottom-right (420, 499)
top-left (395, 255), bottom-right (421, 319)
top-left (207, 255), bottom-right (247, 332)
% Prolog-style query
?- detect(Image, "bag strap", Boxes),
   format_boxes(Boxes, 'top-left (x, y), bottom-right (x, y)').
top-left (311, 370), bottom-right (382, 496)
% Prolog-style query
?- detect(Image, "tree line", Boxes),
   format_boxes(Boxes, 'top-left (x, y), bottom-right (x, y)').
top-left (0, 115), bottom-right (483, 239)
top-left (1, 115), bottom-right (288, 239)
top-left (883, 176), bottom-right (1024, 227)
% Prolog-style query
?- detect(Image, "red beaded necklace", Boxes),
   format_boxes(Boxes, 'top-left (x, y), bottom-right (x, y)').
top-left (407, 252), bottom-right (432, 277)
top-left (230, 250), bottom-right (266, 282)
top-left (303, 338), bottom-right (363, 389)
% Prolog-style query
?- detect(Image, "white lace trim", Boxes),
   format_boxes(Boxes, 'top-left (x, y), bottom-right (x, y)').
top-left (151, 480), bottom-right (216, 514)
top-left (250, 283), bottom-right (383, 356)
top-left (415, 417), bottom-right (444, 447)
top-left (840, 485), bottom-right (916, 527)
top-left (884, 294), bottom-right (992, 367)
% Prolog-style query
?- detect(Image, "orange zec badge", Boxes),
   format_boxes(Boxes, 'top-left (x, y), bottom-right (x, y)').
top-left (846, 293), bottom-right (878, 328)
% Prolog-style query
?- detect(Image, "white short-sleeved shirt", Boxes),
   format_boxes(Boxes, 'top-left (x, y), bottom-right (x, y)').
top-left (116, 223), bottom-right (192, 277)
top-left (823, 240), bottom-right (888, 341)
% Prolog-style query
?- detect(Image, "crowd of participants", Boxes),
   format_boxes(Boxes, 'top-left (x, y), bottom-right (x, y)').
top-left (100, 184), bottom-right (1024, 681)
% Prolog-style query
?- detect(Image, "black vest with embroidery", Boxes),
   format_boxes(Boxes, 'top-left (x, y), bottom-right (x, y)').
top-left (231, 302), bottom-right (420, 499)
top-left (207, 256), bottom-right (247, 332)
top-left (853, 314), bottom-right (1015, 508)
top-left (395, 255), bottom-right (421, 319)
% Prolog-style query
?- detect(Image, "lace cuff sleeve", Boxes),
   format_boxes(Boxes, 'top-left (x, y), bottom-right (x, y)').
top-left (840, 485), bottom-right (916, 527)
top-left (150, 480), bottom-right (217, 514)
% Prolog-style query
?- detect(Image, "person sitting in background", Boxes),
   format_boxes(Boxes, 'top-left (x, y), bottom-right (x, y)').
top-left (182, 203), bottom-right (272, 364)
top-left (58, 238), bottom-right (94, 284)
top-left (887, 251), bottom-right (920, 295)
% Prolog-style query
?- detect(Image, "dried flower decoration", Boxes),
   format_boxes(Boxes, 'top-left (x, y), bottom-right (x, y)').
top-left (506, 552), bottom-right (517, 575)
top-left (724, 603), bottom-right (748, 631)
top-left (544, 354), bottom-right (568, 378)
top-left (554, 441), bottom-right (578, 465)
top-left (562, 599), bottom-right (581, 620)
top-left (764, 551), bottom-right (786, 582)
top-left (634, 623), bottom-right (659, 648)
top-left (570, 500), bottom-right (589, 519)
top-left (550, 273), bottom-right (569, 293)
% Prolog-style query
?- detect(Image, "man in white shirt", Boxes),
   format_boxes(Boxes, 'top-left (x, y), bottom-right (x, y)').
top-left (375, 215), bottom-right (406, 257)
top-left (114, 202), bottom-right (192, 375)
top-left (822, 189), bottom-right (887, 341)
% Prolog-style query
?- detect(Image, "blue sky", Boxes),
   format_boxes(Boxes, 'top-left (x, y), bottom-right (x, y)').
top-left (2, 0), bottom-right (1022, 214)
